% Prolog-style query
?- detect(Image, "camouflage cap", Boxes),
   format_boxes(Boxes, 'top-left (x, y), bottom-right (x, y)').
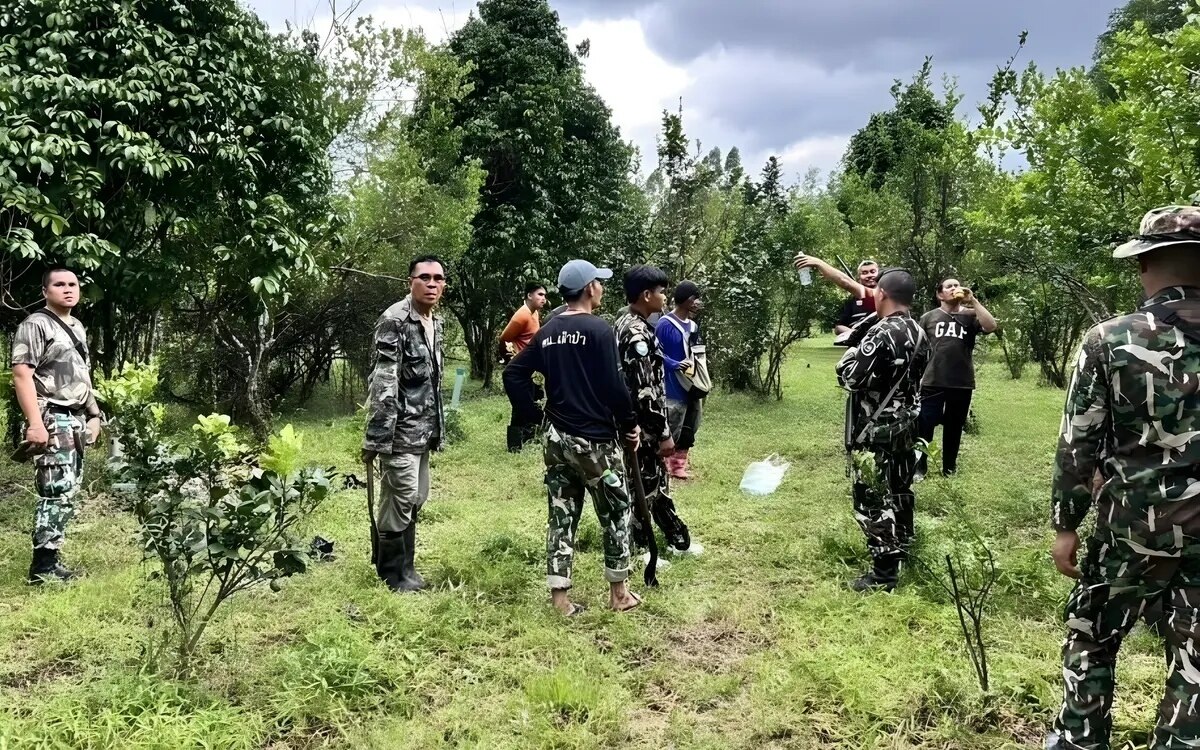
top-left (1113, 205), bottom-right (1200, 258)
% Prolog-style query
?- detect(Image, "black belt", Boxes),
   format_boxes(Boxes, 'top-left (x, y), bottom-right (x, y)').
top-left (45, 405), bottom-right (85, 416)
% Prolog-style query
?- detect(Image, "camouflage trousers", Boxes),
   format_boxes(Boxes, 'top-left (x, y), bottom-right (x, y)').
top-left (543, 425), bottom-right (632, 590)
top-left (628, 442), bottom-right (690, 552)
top-left (851, 438), bottom-right (917, 564)
top-left (33, 410), bottom-right (85, 550)
top-left (1049, 533), bottom-right (1200, 750)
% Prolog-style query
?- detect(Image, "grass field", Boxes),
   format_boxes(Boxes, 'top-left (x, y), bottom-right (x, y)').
top-left (0, 338), bottom-right (1168, 749)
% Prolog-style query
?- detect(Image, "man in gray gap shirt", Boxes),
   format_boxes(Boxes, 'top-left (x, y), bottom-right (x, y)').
top-left (917, 278), bottom-right (998, 477)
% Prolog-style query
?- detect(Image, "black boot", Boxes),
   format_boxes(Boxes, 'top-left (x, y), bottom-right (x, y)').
top-left (375, 532), bottom-right (406, 591)
top-left (27, 547), bottom-right (78, 585)
top-left (506, 425), bottom-right (523, 453)
top-left (851, 557), bottom-right (899, 593)
top-left (399, 517), bottom-right (426, 591)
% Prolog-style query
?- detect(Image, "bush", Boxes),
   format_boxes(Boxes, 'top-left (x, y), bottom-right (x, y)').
top-left (101, 363), bottom-right (334, 674)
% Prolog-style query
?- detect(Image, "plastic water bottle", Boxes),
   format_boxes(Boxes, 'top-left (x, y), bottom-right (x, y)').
top-left (451, 367), bottom-right (466, 409)
top-left (798, 268), bottom-right (812, 286)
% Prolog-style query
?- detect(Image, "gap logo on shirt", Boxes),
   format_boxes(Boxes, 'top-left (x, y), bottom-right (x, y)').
top-left (934, 320), bottom-right (969, 340)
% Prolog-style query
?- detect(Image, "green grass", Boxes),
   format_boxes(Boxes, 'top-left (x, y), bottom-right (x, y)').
top-left (0, 339), bottom-right (1168, 748)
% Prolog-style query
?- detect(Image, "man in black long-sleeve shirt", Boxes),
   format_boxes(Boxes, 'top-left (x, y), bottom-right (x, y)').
top-left (504, 259), bottom-right (643, 615)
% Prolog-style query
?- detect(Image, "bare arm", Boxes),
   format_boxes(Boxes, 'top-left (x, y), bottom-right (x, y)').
top-left (13, 365), bottom-right (47, 448)
top-left (794, 254), bottom-right (867, 298)
top-left (968, 293), bottom-right (998, 333)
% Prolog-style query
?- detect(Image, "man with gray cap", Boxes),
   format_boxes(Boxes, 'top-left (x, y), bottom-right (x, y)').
top-left (503, 259), bottom-right (643, 615)
top-left (1046, 206), bottom-right (1200, 750)
top-left (835, 267), bottom-right (928, 593)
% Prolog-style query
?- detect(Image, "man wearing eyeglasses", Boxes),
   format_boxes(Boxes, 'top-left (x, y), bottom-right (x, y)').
top-left (362, 255), bottom-right (447, 593)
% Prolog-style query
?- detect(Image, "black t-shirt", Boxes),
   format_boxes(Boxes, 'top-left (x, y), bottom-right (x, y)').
top-left (919, 309), bottom-right (985, 389)
top-left (837, 296), bottom-right (872, 329)
top-left (502, 312), bottom-right (637, 441)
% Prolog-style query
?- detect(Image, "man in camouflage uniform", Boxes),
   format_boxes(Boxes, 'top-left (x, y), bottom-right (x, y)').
top-left (835, 268), bottom-right (928, 593)
top-left (1047, 206), bottom-right (1200, 750)
top-left (504, 259), bottom-right (643, 615)
top-left (614, 266), bottom-right (691, 561)
top-left (362, 255), bottom-right (446, 593)
top-left (11, 268), bottom-right (103, 584)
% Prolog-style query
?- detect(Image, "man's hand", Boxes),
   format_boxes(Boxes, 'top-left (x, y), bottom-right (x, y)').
top-left (1051, 530), bottom-right (1081, 579)
top-left (362, 449), bottom-right (378, 466)
top-left (85, 416), bottom-right (101, 446)
top-left (959, 288), bottom-right (976, 306)
top-left (793, 252), bottom-right (821, 270)
top-left (682, 358), bottom-right (695, 376)
top-left (658, 437), bottom-right (675, 458)
top-left (624, 425), bottom-right (641, 452)
top-left (24, 423), bottom-right (49, 451)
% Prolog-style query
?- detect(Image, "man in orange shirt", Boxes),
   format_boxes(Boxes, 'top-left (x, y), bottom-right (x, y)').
top-left (502, 284), bottom-right (547, 451)
top-left (500, 284), bottom-right (547, 358)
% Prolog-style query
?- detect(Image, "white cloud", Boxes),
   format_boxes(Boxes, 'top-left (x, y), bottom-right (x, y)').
top-left (565, 18), bottom-right (691, 171)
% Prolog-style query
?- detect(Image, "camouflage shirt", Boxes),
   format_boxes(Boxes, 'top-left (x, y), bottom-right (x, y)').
top-left (614, 311), bottom-right (671, 444)
top-left (1051, 286), bottom-right (1200, 544)
top-left (364, 296), bottom-right (445, 454)
top-left (11, 310), bottom-right (96, 412)
top-left (836, 312), bottom-right (928, 448)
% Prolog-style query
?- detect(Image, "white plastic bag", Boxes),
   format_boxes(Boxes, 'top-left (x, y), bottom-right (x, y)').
top-left (739, 454), bottom-right (791, 496)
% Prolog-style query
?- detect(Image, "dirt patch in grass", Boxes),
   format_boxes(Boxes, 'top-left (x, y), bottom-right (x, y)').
top-left (665, 619), bottom-right (769, 675)
top-left (0, 656), bottom-right (84, 688)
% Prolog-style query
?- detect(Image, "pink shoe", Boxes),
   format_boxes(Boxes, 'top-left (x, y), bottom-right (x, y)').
top-left (669, 451), bottom-right (690, 480)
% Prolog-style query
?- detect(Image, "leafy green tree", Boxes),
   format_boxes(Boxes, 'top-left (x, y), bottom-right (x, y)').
top-left (415, 0), bottom-right (644, 384)
top-left (0, 0), bottom-right (335, 383)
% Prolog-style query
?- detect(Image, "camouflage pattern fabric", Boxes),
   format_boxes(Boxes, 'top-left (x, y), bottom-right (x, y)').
top-left (836, 313), bottom-right (928, 448)
top-left (364, 296), bottom-right (445, 454)
top-left (836, 313), bottom-right (927, 564)
top-left (11, 311), bottom-right (96, 411)
top-left (1114, 205), bottom-right (1200, 258)
top-left (543, 425), bottom-right (632, 590)
top-left (33, 411), bottom-right (84, 550)
top-left (1049, 286), bottom-right (1200, 750)
top-left (614, 311), bottom-right (690, 551)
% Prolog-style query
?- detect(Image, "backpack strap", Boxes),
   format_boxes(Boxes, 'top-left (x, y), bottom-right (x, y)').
top-left (663, 313), bottom-right (692, 358)
top-left (35, 308), bottom-right (88, 364)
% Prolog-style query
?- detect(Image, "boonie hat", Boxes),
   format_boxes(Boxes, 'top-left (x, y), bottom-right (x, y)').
top-left (557, 259), bottom-right (612, 294)
top-left (1114, 205), bottom-right (1200, 258)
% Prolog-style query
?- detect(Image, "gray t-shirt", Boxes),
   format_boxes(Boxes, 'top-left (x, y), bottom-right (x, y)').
top-left (11, 311), bottom-right (95, 409)
top-left (919, 308), bottom-right (984, 389)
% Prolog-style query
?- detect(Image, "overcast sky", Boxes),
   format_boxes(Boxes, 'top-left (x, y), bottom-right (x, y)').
top-left (249, 0), bottom-right (1122, 182)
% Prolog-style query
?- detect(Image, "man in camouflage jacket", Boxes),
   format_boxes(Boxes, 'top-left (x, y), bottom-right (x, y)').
top-left (363, 255), bottom-right (447, 593)
top-left (835, 268), bottom-right (928, 593)
top-left (1047, 206), bottom-right (1200, 750)
top-left (615, 266), bottom-right (691, 558)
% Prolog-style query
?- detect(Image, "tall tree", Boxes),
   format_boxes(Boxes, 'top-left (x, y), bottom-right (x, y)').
top-left (414, 0), bottom-right (643, 385)
top-left (0, 0), bottom-right (335, 385)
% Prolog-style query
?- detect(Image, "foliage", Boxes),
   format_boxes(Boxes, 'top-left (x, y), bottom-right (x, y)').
top-left (0, 0), bottom-right (335, 377)
top-left (418, 0), bottom-right (647, 385)
top-left (102, 363), bottom-right (333, 673)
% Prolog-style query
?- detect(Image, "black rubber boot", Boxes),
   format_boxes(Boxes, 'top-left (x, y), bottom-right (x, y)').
top-left (375, 532), bottom-right (406, 591)
top-left (399, 517), bottom-right (426, 591)
top-left (27, 547), bottom-right (78, 585)
top-left (851, 557), bottom-right (899, 593)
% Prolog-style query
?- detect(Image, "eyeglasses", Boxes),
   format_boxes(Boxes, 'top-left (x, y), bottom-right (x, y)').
top-left (411, 274), bottom-right (447, 284)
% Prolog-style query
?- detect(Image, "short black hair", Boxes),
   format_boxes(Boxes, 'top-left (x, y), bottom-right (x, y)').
top-left (42, 267), bottom-right (76, 288)
top-left (409, 255), bottom-right (445, 277)
top-left (674, 280), bottom-right (702, 305)
top-left (560, 286), bottom-right (585, 303)
top-left (877, 267), bottom-right (916, 306)
top-left (525, 282), bottom-right (546, 296)
top-left (623, 265), bottom-right (670, 304)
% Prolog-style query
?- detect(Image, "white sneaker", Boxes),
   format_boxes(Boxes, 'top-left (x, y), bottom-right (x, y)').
top-left (641, 552), bottom-right (672, 570)
top-left (671, 541), bottom-right (704, 557)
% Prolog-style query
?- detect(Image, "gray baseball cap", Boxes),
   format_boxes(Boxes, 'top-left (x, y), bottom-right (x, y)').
top-left (557, 259), bottom-right (612, 294)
